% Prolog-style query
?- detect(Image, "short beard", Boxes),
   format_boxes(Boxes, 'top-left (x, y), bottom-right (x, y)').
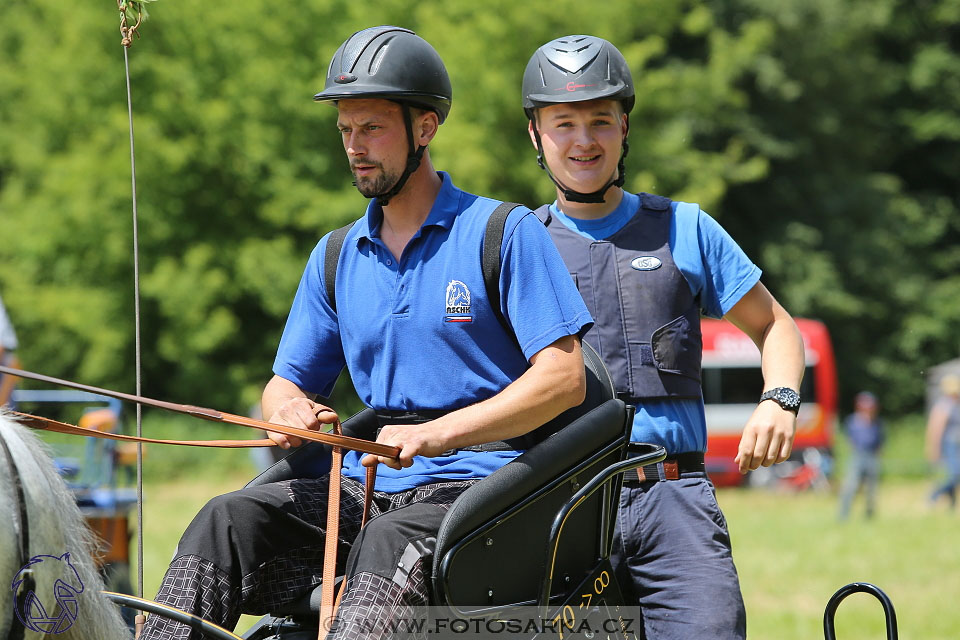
top-left (351, 161), bottom-right (402, 198)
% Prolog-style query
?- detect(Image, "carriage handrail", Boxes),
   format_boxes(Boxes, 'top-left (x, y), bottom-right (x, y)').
top-left (104, 591), bottom-right (244, 640)
top-left (539, 442), bottom-right (666, 616)
top-left (822, 582), bottom-right (898, 640)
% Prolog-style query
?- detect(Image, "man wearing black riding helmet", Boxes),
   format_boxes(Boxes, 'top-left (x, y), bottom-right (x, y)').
top-left (523, 35), bottom-right (806, 639)
top-left (141, 27), bottom-right (591, 640)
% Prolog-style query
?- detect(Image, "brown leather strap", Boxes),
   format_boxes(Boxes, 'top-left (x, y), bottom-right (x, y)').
top-left (361, 465), bottom-right (376, 529)
top-left (12, 411), bottom-right (275, 448)
top-left (663, 459), bottom-right (679, 480)
top-left (319, 423), bottom-right (344, 636)
top-left (0, 364), bottom-right (400, 459)
top-left (319, 444), bottom-right (378, 636)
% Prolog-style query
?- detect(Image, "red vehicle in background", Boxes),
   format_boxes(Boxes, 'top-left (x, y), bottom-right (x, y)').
top-left (701, 317), bottom-right (838, 487)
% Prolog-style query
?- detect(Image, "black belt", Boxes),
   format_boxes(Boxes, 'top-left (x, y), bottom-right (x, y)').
top-left (622, 451), bottom-right (705, 485)
top-left (374, 410), bottom-right (517, 455)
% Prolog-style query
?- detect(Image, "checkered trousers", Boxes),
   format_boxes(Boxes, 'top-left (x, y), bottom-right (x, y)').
top-left (139, 475), bottom-right (475, 640)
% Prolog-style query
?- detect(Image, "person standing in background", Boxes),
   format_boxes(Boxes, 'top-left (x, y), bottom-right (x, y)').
top-left (837, 391), bottom-right (884, 520)
top-left (927, 375), bottom-right (960, 509)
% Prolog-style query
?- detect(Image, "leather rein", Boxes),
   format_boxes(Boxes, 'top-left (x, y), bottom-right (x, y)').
top-left (0, 364), bottom-right (395, 636)
top-left (0, 364), bottom-right (400, 457)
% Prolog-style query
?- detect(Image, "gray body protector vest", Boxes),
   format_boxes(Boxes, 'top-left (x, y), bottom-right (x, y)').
top-left (535, 193), bottom-right (702, 402)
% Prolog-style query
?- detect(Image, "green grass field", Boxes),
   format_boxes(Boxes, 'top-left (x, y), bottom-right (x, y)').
top-left (723, 480), bottom-right (959, 639)
top-left (39, 413), bottom-right (956, 639)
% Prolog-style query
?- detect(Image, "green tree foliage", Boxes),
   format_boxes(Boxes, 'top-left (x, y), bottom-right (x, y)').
top-left (0, 0), bottom-right (957, 415)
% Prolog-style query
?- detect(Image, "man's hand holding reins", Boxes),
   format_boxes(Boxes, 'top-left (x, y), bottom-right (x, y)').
top-left (262, 374), bottom-right (339, 449)
top-left (362, 422), bottom-right (450, 470)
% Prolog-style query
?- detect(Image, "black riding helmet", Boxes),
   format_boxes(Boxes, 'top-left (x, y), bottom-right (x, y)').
top-left (314, 26), bottom-right (452, 206)
top-left (522, 35), bottom-right (635, 204)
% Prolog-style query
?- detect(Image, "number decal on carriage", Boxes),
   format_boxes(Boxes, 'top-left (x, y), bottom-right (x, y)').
top-left (552, 570), bottom-right (619, 638)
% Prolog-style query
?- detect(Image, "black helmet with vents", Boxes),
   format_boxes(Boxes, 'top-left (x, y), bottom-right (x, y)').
top-left (522, 34), bottom-right (634, 117)
top-left (315, 26), bottom-right (452, 206)
top-left (522, 35), bottom-right (635, 204)
top-left (314, 26), bottom-right (452, 123)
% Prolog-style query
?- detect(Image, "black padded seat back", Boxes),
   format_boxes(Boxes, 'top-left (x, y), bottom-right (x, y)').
top-left (244, 407), bottom-right (379, 489)
top-left (432, 397), bottom-right (628, 612)
top-left (576, 340), bottom-right (616, 407)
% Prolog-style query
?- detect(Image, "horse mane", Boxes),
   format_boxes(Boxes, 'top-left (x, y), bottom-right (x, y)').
top-left (0, 410), bottom-right (131, 639)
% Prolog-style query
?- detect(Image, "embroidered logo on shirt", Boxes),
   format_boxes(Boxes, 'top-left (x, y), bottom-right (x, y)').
top-left (444, 280), bottom-right (473, 323)
top-left (630, 256), bottom-right (662, 271)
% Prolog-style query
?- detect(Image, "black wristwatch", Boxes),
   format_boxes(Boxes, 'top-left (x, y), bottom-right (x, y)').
top-left (759, 387), bottom-right (801, 413)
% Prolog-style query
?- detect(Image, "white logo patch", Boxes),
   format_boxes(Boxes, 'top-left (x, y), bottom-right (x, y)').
top-left (444, 280), bottom-right (473, 323)
top-left (630, 256), bottom-right (662, 271)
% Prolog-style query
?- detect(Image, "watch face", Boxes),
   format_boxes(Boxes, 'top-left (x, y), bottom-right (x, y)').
top-left (777, 388), bottom-right (800, 408)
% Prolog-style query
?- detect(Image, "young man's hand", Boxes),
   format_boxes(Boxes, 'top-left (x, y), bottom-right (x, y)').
top-left (735, 401), bottom-right (796, 473)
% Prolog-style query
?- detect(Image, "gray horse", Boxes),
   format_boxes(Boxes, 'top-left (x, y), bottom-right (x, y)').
top-left (0, 410), bottom-right (129, 639)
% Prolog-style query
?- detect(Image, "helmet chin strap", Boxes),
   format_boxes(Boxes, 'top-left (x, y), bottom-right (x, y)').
top-left (530, 119), bottom-right (630, 205)
top-left (360, 104), bottom-right (425, 207)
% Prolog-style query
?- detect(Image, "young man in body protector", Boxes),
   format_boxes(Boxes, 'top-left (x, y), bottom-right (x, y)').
top-left (521, 35), bottom-right (805, 639)
top-left (141, 26), bottom-right (591, 640)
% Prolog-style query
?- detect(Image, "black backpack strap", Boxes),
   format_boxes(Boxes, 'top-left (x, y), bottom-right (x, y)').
top-left (325, 205), bottom-right (517, 332)
top-left (323, 221), bottom-right (357, 313)
top-left (483, 202), bottom-right (523, 351)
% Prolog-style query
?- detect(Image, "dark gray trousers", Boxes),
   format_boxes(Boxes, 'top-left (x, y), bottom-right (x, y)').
top-left (611, 473), bottom-right (746, 640)
top-left (139, 475), bottom-right (475, 639)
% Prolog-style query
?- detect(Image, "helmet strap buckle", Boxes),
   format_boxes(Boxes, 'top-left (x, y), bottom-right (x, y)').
top-left (372, 104), bottom-right (426, 207)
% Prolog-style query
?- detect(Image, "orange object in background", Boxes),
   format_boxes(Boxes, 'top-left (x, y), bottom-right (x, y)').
top-left (0, 354), bottom-right (21, 405)
top-left (78, 407), bottom-right (146, 466)
top-left (86, 513), bottom-right (131, 566)
top-left (78, 407), bottom-right (118, 432)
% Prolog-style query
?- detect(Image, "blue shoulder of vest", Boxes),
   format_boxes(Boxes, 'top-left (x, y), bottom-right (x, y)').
top-left (639, 192), bottom-right (672, 211)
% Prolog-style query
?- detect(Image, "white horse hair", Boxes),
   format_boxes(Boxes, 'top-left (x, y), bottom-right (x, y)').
top-left (0, 410), bottom-right (131, 639)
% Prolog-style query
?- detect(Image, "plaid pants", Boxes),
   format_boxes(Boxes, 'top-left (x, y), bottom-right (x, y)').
top-left (140, 475), bottom-right (475, 640)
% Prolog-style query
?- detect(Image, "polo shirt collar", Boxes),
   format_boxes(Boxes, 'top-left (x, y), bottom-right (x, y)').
top-left (355, 171), bottom-right (462, 245)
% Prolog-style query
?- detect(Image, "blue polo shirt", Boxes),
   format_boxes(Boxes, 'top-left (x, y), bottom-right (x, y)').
top-left (549, 192), bottom-right (761, 454)
top-left (275, 172), bottom-right (592, 491)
